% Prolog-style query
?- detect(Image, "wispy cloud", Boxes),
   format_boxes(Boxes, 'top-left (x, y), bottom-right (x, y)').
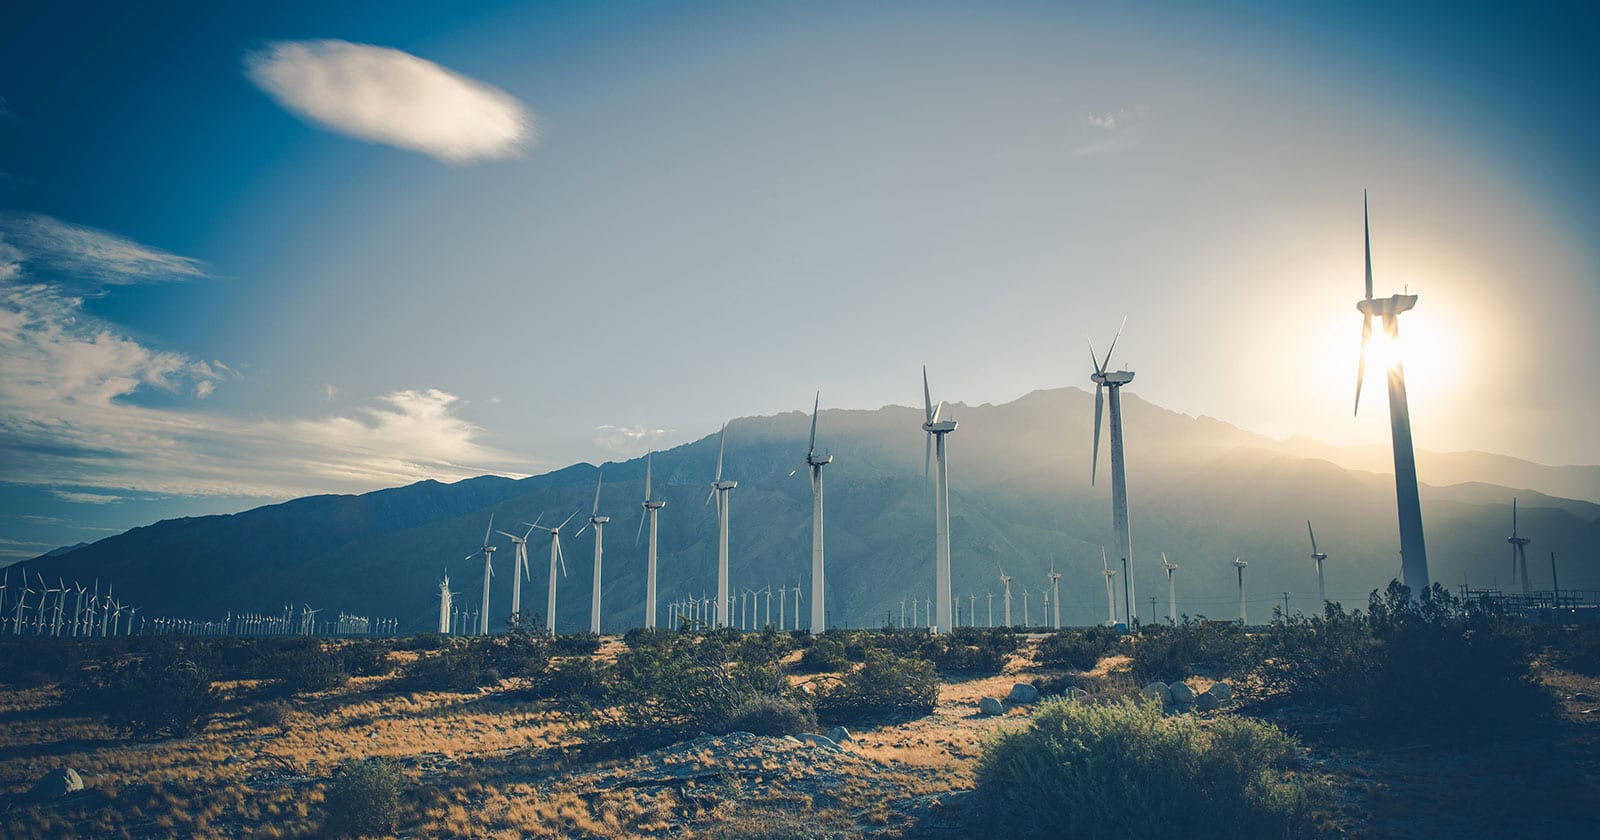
top-left (244, 40), bottom-right (535, 164)
top-left (595, 424), bottom-right (674, 457)
top-left (0, 213), bottom-right (206, 286)
top-left (1070, 107), bottom-right (1148, 156)
top-left (50, 490), bottom-right (123, 505)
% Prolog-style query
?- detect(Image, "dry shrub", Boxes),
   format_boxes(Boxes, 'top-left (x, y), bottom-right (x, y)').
top-left (323, 758), bottom-right (404, 837)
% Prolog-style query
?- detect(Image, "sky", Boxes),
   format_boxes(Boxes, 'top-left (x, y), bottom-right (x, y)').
top-left (2, 0), bottom-right (1598, 560)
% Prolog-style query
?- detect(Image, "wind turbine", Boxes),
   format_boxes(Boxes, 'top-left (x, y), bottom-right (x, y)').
top-left (1090, 318), bottom-right (1137, 625)
top-left (987, 591), bottom-right (994, 628)
top-left (495, 523), bottom-right (538, 625)
top-left (466, 514), bottom-right (498, 635)
top-left (1507, 498), bottom-right (1531, 596)
top-left (1101, 548), bottom-right (1117, 626)
top-left (792, 585), bottom-right (801, 630)
top-left (922, 367), bottom-right (959, 633)
top-left (1234, 557), bottom-right (1249, 624)
top-left (437, 571), bottom-right (453, 634)
top-left (576, 471), bottom-right (610, 634)
top-left (792, 393), bottom-right (832, 633)
top-left (1162, 552), bottom-right (1178, 625)
top-left (1048, 562), bottom-right (1063, 630)
top-left (707, 423), bottom-right (737, 628)
top-left (998, 564), bottom-right (1013, 627)
top-left (1352, 192), bottom-right (1430, 597)
top-left (1021, 587), bottom-right (1030, 627)
top-left (527, 511), bottom-right (579, 634)
top-left (12, 576), bottom-right (33, 636)
top-left (1307, 520), bottom-right (1329, 605)
top-left (638, 452), bottom-right (667, 629)
top-left (779, 583), bottom-right (788, 631)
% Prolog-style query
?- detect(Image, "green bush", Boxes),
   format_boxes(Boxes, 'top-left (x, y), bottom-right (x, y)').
top-left (1129, 619), bottom-right (1255, 683)
top-left (323, 758), bottom-right (404, 837)
top-left (1036, 627), bottom-right (1122, 670)
top-left (270, 645), bottom-right (349, 694)
top-left (535, 656), bottom-right (612, 705)
top-left (550, 633), bottom-right (602, 656)
top-left (400, 642), bottom-right (498, 691)
top-left (975, 698), bottom-right (1316, 839)
top-left (814, 650), bottom-right (939, 724)
top-left (794, 636), bottom-right (848, 673)
top-left (341, 641), bottom-right (395, 677)
top-left (252, 698), bottom-right (292, 729)
top-left (602, 633), bottom-right (792, 744)
top-left (64, 656), bottom-right (221, 739)
top-left (722, 694), bottom-right (817, 736)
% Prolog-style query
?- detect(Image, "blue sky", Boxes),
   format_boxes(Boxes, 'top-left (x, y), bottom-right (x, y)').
top-left (2, 0), bottom-right (1598, 559)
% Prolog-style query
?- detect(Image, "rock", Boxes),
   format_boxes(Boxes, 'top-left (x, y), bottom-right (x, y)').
top-left (979, 696), bottom-right (1005, 716)
top-left (1069, 687), bottom-right (1090, 702)
top-left (828, 726), bottom-right (852, 743)
top-left (1169, 682), bottom-right (1196, 704)
top-left (1194, 691), bottom-right (1220, 712)
top-left (1007, 683), bottom-right (1040, 704)
top-left (1573, 692), bottom-right (1596, 702)
top-left (783, 735), bottom-right (801, 743)
top-left (1207, 681), bottom-right (1234, 702)
top-left (1142, 682), bottom-right (1171, 704)
top-left (798, 733), bottom-right (841, 751)
top-left (28, 768), bottom-right (83, 800)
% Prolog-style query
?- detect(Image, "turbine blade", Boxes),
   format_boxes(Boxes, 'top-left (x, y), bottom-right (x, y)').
top-left (1364, 190), bottom-right (1374, 301)
top-left (556, 539), bottom-right (567, 577)
top-left (923, 366), bottom-right (933, 423)
top-left (592, 472), bottom-right (603, 515)
top-left (575, 521), bottom-right (590, 538)
top-left (483, 512), bottom-right (495, 547)
top-left (1087, 338), bottom-right (1102, 376)
top-left (559, 510), bottom-right (579, 530)
top-left (495, 530), bottom-right (518, 540)
top-left (924, 432), bottom-right (932, 479)
top-left (1307, 520), bottom-right (1318, 554)
top-left (1102, 316), bottom-right (1127, 373)
top-left (932, 400), bottom-right (944, 424)
top-left (644, 452), bottom-right (653, 501)
top-left (1512, 497), bottom-right (1518, 533)
top-left (715, 423), bottom-right (726, 482)
top-left (808, 391), bottom-right (820, 457)
top-left (706, 487), bottom-right (716, 506)
top-left (1092, 383), bottom-right (1104, 485)
top-left (635, 507), bottom-right (647, 546)
top-left (1354, 314), bottom-right (1371, 416)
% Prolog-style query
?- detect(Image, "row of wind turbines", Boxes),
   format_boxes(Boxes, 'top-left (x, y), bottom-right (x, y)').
top-left (0, 571), bottom-right (140, 638)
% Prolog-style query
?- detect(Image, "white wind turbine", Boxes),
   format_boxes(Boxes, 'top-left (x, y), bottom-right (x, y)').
top-left (791, 393), bottom-right (832, 634)
top-left (437, 571), bottom-right (453, 634)
top-left (987, 591), bottom-right (994, 628)
top-left (1307, 520), bottom-right (1330, 605)
top-left (998, 564), bottom-right (1013, 627)
top-left (1090, 319), bottom-right (1137, 625)
top-left (922, 367), bottom-right (959, 633)
top-left (1101, 548), bottom-right (1117, 626)
top-left (13, 576), bottom-right (34, 636)
top-left (71, 582), bottom-right (86, 637)
top-left (1161, 552), bottom-right (1178, 625)
top-left (706, 424), bottom-right (737, 629)
top-left (51, 578), bottom-right (67, 636)
top-left (465, 514), bottom-right (498, 635)
top-left (0, 568), bottom-right (7, 634)
top-left (527, 510), bottom-right (578, 634)
top-left (1233, 557), bottom-right (1249, 624)
top-left (1506, 499), bottom-right (1531, 596)
top-left (638, 452), bottom-right (667, 629)
top-left (1021, 587), bottom-right (1030, 627)
top-left (778, 583), bottom-right (788, 631)
top-left (495, 523), bottom-right (538, 625)
top-left (1048, 562), bottom-right (1063, 630)
top-left (792, 585), bottom-right (801, 630)
top-left (576, 472), bottom-right (610, 634)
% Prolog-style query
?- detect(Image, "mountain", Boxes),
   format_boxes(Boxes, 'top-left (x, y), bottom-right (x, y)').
top-left (13, 388), bottom-right (1599, 631)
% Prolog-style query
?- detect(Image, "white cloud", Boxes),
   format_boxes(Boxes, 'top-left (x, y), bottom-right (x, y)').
top-left (595, 424), bottom-right (673, 457)
top-left (50, 490), bottom-right (123, 505)
top-left (0, 213), bottom-right (206, 285)
top-left (244, 40), bottom-right (535, 164)
top-left (1071, 107), bottom-right (1148, 156)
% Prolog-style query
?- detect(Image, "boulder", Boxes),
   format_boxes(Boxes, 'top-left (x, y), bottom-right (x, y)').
top-left (1169, 682), bottom-right (1196, 704)
top-left (798, 733), bottom-right (841, 751)
top-left (1142, 682), bottom-right (1171, 704)
top-left (1007, 683), bottom-right (1040, 704)
top-left (1069, 687), bottom-right (1090, 702)
top-left (28, 768), bottom-right (83, 800)
top-left (828, 726), bottom-right (853, 743)
top-left (979, 696), bottom-right (1005, 716)
top-left (1194, 691), bottom-right (1220, 712)
top-left (1206, 682), bottom-right (1234, 702)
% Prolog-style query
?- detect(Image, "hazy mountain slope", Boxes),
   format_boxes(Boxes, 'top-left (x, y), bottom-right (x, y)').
top-left (14, 388), bottom-right (1598, 631)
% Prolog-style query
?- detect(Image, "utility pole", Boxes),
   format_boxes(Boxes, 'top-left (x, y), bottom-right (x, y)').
top-left (1551, 552), bottom-right (1561, 609)
top-left (1282, 592), bottom-right (1291, 616)
top-left (1149, 596), bottom-right (1156, 620)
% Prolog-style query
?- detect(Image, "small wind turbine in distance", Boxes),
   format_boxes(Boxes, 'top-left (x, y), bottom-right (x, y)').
top-left (1048, 561), bottom-right (1063, 630)
top-left (791, 392), bottom-right (833, 634)
top-left (1352, 191), bottom-right (1430, 598)
top-left (576, 471), bottom-right (610, 634)
top-left (1102, 548), bottom-right (1118, 627)
top-left (465, 514), bottom-right (497, 635)
top-left (922, 368), bottom-right (959, 634)
top-left (638, 452), bottom-right (667, 630)
top-left (706, 423), bottom-right (737, 629)
top-left (1307, 520), bottom-right (1329, 605)
top-left (1162, 552), bottom-right (1179, 625)
top-left (495, 523), bottom-right (537, 627)
top-left (1090, 318), bottom-right (1138, 626)
top-left (1507, 498), bottom-right (1531, 596)
top-left (437, 571), bottom-right (452, 634)
top-left (1234, 557), bottom-right (1249, 624)
top-left (998, 564), bottom-right (1013, 628)
top-left (1021, 586), bottom-right (1030, 627)
top-left (526, 510), bottom-right (578, 635)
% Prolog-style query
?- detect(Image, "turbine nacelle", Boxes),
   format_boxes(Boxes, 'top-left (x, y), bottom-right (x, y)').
top-left (1091, 370), bottom-right (1135, 386)
top-left (1356, 294), bottom-right (1417, 320)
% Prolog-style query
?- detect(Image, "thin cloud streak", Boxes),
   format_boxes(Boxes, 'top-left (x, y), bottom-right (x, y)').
top-left (0, 213), bottom-right (207, 285)
top-left (595, 424), bottom-right (674, 457)
top-left (244, 39), bottom-right (535, 164)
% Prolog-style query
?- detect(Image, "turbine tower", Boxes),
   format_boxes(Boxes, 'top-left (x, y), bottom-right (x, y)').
top-left (1233, 557), bottom-right (1249, 624)
top-left (1048, 563), bottom-right (1063, 630)
top-left (706, 424), bottom-right (737, 628)
top-left (495, 523), bottom-right (538, 625)
top-left (1161, 552), bottom-right (1178, 625)
top-left (1101, 548), bottom-right (1117, 626)
top-left (527, 511), bottom-right (578, 634)
top-left (1507, 498), bottom-right (1531, 596)
top-left (998, 565), bottom-right (1013, 627)
top-left (798, 392), bottom-right (832, 634)
top-left (1307, 520), bottom-right (1329, 605)
top-left (922, 367), bottom-right (958, 633)
top-left (638, 452), bottom-right (667, 629)
top-left (437, 572), bottom-right (452, 634)
top-left (465, 514), bottom-right (497, 635)
top-left (1353, 192), bottom-right (1430, 597)
top-left (1090, 319), bottom-right (1137, 624)
top-left (576, 471), bottom-right (609, 634)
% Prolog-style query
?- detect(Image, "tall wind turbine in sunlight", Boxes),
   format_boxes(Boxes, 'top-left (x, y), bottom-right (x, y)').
top-left (1162, 552), bottom-right (1178, 625)
top-left (998, 564), bottom-right (1013, 627)
top-left (1090, 319), bottom-right (1137, 625)
top-left (527, 511), bottom-right (578, 634)
top-left (923, 367), bottom-right (959, 633)
top-left (1307, 520), bottom-right (1329, 605)
top-left (1234, 557), bottom-right (1249, 624)
top-left (1507, 498), bottom-right (1531, 596)
top-left (794, 392), bottom-right (832, 634)
top-left (638, 452), bottom-right (667, 629)
top-left (707, 424), bottom-right (737, 628)
top-left (437, 571), bottom-right (452, 634)
top-left (1353, 192), bottom-right (1430, 597)
top-left (495, 523), bottom-right (537, 624)
top-left (576, 471), bottom-right (609, 634)
top-left (466, 514), bottom-right (497, 635)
